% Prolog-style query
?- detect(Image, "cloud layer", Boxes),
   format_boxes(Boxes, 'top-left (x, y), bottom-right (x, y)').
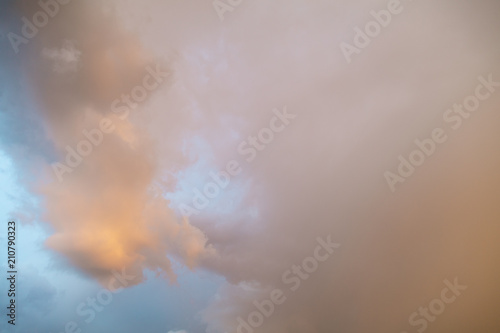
top-left (2, 0), bottom-right (500, 332)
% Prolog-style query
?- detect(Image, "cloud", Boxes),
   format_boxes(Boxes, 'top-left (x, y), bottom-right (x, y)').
top-left (2, 0), bottom-right (500, 332)
top-left (42, 39), bottom-right (82, 73)
top-left (1, 0), bottom-right (216, 287)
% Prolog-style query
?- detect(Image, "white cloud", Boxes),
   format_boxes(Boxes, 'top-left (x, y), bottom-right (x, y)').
top-left (42, 40), bottom-right (81, 74)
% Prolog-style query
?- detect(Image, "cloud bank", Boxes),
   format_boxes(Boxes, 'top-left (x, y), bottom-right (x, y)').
top-left (2, 0), bottom-right (500, 332)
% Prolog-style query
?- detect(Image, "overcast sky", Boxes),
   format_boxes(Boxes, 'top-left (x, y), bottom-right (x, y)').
top-left (1, 0), bottom-right (500, 332)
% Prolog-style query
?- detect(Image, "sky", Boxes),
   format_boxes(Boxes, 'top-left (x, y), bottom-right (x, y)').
top-left (1, 0), bottom-right (500, 332)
